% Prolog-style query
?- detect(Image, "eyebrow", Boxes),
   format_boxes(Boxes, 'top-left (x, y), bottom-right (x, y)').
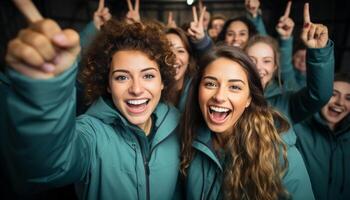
top-left (203, 76), bottom-right (246, 85)
top-left (111, 67), bottom-right (158, 74)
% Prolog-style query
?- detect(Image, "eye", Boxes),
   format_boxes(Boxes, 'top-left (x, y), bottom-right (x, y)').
top-left (229, 85), bottom-right (242, 91)
top-left (239, 32), bottom-right (247, 37)
top-left (114, 75), bottom-right (128, 81)
top-left (263, 60), bottom-right (273, 64)
top-left (204, 81), bottom-right (217, 88)
top-left (144, 73), bottom-right (155, 79)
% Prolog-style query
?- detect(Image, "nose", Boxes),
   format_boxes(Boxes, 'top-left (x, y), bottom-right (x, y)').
top-left (128, 78), bottom-right (144, 96)
top-left (212, 86), bottom-right (226, 103)
top-left (335, 95), bottom-right (345, 106)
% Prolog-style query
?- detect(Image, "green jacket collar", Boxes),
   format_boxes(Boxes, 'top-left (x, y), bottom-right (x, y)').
top-left (193, 125), bottom-right (223, 171)
top-left (85, 97), bottom-right (180, 144)
top-left (314, 112), bottom-right (350, 136)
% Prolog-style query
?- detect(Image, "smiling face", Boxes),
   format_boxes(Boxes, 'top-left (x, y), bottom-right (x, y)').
top-left (321, 81), bottom-right (350, 130)
top-left (108, 50), bottom-right (163, 133)
top-left (246, 42), bottom-right (277, 89)
top-left (225, 21), bottom-right (249, 48)
top-left (166, 33), bottom-right (189, 87)
top-left (293, 49), bottom-right (307, 73)
top-left (198, 57), bottom-right (251, 136)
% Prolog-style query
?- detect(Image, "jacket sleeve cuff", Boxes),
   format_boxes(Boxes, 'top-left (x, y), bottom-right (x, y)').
top-left (307, 40), bottom-right (334, 63)
top-left (191, 34), bottom-right (212, 51)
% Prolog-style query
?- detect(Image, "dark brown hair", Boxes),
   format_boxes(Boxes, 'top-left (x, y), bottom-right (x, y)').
top-left (180, 45), bottom-right (290, 200)
top-left (79, 19), bottom-right (176, 105)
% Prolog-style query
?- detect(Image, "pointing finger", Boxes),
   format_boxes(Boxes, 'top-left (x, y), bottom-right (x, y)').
top-left (126, 0), bottom-right (133, 11)
top-left (192, 6), bottom-right (198, 24)
top-left (284, 1), bottom-right (291, 18)
top-left (304, 3), bottom-right (311, 24)
top-left (97, 0), bottom-right (105, 12)
top-left (12, 0), bottom-right (43, 23)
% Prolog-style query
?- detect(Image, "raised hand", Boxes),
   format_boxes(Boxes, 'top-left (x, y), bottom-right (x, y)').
top-left (276, 1), bottom-right (294, 39)
top-left (187, 6), bottom-right (206, 42)
top-left (301, 3), bottom-right (328, 48)
top-left (126, 0), bottom-right (140, 23)
top-left (245, 0), bottom-right (260, 18)
top-left (93, 0), bottom-right (112, 30)
top-left (6, 0), bottom-right (80, 79)
top-left (167, 11), bottom-right (177, 28)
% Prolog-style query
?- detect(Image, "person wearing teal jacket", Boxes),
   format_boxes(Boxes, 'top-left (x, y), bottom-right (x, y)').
top-left (245, 3), bottom-right (334, 125)
top-left (1, 18), bottom-right (182, 200)
top-left (295, 73), bottom-right (350, 200)
top-left (179, 45), bottom-right (314, 199)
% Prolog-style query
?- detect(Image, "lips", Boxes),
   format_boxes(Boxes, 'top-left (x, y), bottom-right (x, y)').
top-left (327, 105), bottom-right (345, 117)
top-left (126, 98), bottom-right (149, 114)
top-left (208, 105), bottom-right (232, 124)
top-left (174, 64), bottom-right (181, 75)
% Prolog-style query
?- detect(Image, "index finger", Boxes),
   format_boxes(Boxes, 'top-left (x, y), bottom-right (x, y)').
top-left (192, 6), bottom-right (198, 23)
top-left (126, 0), bottom-right (133, 11)
top-left (168, 11), bottom-right (173, 23)
top-left (284, 1), bottom-right (291, 17)
top-left (97, 0), bottom-right (105, 12)
top-left (303, 3), bottom-right (311, 23)
top-left (135, 0), bottom-right (140, 11)
top-left (13, 0), bottom-right (43, 23)
top-left (199, 6), bottom-right (206, 25)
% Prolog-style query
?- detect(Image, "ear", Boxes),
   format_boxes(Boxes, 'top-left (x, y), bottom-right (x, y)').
top-left (246, 96), bottom-right (252, 108)
top-left (161, 81), bottom-right (164, 90)
top-left (107, 85), bottom-right (111, 93)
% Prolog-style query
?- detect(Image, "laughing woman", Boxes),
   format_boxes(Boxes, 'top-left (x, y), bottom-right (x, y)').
top-left (1, 19), bottom-right (181, 199)
top-left (180, 46), bottom-right (314, 200)
top-left (165, 27), bottom-right (197, 112)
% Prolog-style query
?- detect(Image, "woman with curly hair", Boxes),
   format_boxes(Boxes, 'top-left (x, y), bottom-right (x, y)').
top-left (179, 45), bottom-right (314, 199)
top-left (1, 16), bottom-right (181, 199)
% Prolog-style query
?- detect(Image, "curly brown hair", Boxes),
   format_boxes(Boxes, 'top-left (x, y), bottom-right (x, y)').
top-left (180, 45), bottom-right (290, 200)
top-left (79, 19), bottom-right (176, 105)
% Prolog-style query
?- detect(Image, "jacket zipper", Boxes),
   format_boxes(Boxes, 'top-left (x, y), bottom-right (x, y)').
top-left (142, 153), bottom-right (150, 200)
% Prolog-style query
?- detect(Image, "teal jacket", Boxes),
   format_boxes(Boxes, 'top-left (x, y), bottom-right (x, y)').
top-left (295, 113), bottom-right (350, 200)
top-left (177, 77), bottom-right (192, 113)
top-left (184, 125), bottom-right (314, 200)
top-left (79, 21), bottom-right (98, 50)
top-left (0, 64), bottom-right (181, 200)
top-left (248, 13), bottom-right (268, 35)
top-left (266, 41), bottom-right (334, 124)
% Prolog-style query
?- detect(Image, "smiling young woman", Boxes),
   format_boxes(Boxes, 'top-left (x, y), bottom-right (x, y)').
top-left (179, 45), bottom-right (314, 200)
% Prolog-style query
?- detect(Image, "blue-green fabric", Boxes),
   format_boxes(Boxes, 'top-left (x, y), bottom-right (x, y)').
top-left (79, 21), bottom-right (98, 50)
top-left (184, 125), bottom-right (314, 200)
top-left (267, 40), bottom-right (334, 124)
top-left (248, 13), bottom-right (268, 36)
top-left (295, 113), bottom-right (350, 200)
top-left (0, 63), bottom-right (181, 200)
top-left (177, 77), bottom-right (192, 113)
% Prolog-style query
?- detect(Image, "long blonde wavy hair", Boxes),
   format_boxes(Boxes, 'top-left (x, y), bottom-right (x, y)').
top-left (180, 45), bottom-right (290, 200)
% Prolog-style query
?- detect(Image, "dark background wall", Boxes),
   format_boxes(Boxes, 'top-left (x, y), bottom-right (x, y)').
top-left (1, 0), bottom-right (349, 72)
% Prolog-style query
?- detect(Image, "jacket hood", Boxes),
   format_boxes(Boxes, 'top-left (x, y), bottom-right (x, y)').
top-left (281, 128), bottom-right (297, 146)
top-left (84, 97), bottom-right (180, 140)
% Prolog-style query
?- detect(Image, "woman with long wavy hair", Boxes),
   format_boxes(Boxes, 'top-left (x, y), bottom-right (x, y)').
top-left (179, 45), bottom-right (314, 200)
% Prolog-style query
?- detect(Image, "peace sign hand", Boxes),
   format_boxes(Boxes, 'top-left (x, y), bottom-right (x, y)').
top-left (93, 0), bottom-right (112, 30)
top-left (245, 0), bottom-right (260, 18)
top-left (301, 3), bottom-right (328, 48)
top-left (276, 1), bottom-right (294, 40)
top-left (126, 0), bottom-right (140, 23)
top-left (167, 11), bottom-right (177, 28)
top-left (6, 0), bottom-right (80, 79)
top-left (187, 6), bottom-right (206, 42)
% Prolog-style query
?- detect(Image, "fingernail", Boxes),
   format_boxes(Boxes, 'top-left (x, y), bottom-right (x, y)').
top-left (42, 63), bottom-right (55, 72)
top-left (53, 33), bottom-right (67, 44)
top-left (304, 23), bottom-right (309, 28)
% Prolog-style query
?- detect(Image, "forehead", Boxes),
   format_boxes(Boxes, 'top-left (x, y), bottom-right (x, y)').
top-left (247, 42), bottom-right (274, 57)
top-left (227, 21), bottom-right (248, 31)
top-left (204, 57), bottom-right (248, 81)
top-left (334, 81), bottom-right (350, 93)
top-left (166, 33), bottom-right (185, 46)
top-left (111, 50), bottom-right (158, 71)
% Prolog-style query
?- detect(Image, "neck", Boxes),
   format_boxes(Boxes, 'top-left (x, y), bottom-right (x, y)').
top-left (175, 77), bottom-right (185, 91)
top-left (139, 117), bottom-right (153, 135)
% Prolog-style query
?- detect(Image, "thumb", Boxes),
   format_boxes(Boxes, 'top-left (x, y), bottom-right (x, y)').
top-left (52, 29), bottom-right (80, 49)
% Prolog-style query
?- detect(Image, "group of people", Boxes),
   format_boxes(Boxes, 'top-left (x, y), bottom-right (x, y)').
top-left (0, 0), bottom-right (349, 200)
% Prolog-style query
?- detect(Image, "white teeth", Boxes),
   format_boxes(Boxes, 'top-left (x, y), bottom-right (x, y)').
top-left (210, 106), bottom-right (230, 113)
top-left (173, 64), bottom-right (180, 69)
top-left (233, 43), bottom-right (240, 47)
top-left (330, 106), bottom-right (343, 113)
top-left (127, 99), bottom-right (148, 105)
